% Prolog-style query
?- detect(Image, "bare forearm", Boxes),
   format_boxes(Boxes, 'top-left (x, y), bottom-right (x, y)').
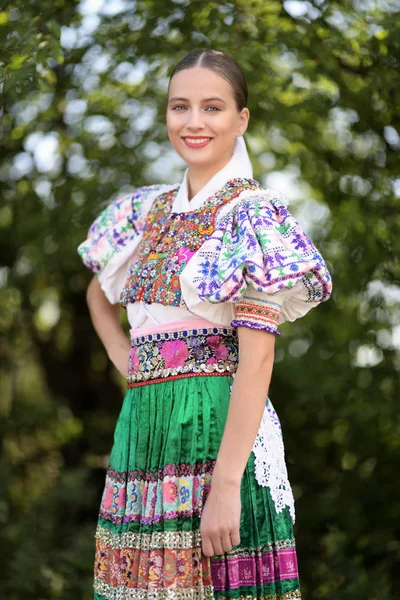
top-left (213, 330), bottom-right (275, 485)
top-left (86, 276), bottom-right (130, 363)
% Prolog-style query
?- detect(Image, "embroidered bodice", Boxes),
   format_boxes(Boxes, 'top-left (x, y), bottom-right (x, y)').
top-left (78, 136), bottom-right (332, 336)
top-left (119, 179), bottom-right (262, 308)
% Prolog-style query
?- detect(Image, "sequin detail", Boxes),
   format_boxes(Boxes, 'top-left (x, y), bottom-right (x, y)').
top-left (93, 587), bottom-right (301, 600)
top-left (127, 326), bottom-right (239, 387)
top-left (96, 525), bottom-right (296, 552)
top-left (95, 522), bottom-right (299, 598)
top-left (94, 582), bottom-right (215, 600)
top-left (120, 179), bottom-right (262, 308)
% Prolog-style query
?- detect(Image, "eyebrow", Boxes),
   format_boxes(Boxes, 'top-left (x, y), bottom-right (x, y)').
top-left (168, 96), bottom-right (227, 104)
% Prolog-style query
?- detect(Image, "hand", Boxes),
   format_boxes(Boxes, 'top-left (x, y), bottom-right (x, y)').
top-left (108, 341), bottom-right (131, 378)
top-left (200, 476), bottom-right (241, 557)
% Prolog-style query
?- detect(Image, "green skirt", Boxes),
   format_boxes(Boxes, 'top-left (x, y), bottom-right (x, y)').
top-left (94, 320), bottom-right (301, 600)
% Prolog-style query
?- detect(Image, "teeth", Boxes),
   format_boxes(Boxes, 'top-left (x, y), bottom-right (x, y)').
top-left (184, 138), bottom-right (211, 144)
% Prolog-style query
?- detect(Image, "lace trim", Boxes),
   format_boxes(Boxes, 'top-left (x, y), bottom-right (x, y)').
top-left (251, 399), bottom-right (296, 523)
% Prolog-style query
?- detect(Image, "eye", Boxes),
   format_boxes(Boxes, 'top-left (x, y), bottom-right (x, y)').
top-left (171, 105), bottom-right (187, 111)
top-left (205, 106), bottom-right (221, 112)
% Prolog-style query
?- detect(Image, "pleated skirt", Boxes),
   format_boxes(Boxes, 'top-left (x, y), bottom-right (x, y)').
top-left (94, 318), bottom-right (301, 600)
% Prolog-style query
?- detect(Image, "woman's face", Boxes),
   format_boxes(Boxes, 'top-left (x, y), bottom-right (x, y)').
top-left (166, 66), bottom-right (249, 172)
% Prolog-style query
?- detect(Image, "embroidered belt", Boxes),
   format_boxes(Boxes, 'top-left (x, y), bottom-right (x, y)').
top-left (128, 326), bottom-right (238, 387)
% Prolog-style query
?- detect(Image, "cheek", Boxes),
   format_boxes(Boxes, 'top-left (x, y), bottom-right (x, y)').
top-left (166, 112), bottom-right (184, 135)
top-left (212, 114), bottom-right (240, 135)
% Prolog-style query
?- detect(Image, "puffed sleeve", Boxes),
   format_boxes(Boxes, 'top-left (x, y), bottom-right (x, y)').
top-left (180, 189), bottom-right (332, 335)
top-left (77, 184), bottom-right (177, 303)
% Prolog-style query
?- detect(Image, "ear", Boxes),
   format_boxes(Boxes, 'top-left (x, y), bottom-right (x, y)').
top-left (237, 107), bottom-right (250, 136)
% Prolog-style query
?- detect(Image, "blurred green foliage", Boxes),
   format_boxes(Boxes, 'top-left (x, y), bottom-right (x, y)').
top-left (1, 0), bottom-right (399, 598)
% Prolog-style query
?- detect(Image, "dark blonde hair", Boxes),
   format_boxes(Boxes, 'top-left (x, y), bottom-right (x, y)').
top-left (169, 50), bottom-right (248, 111)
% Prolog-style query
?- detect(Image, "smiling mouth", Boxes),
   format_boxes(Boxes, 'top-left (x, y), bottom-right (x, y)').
top-left (182, 137), bottom-right (213, 148)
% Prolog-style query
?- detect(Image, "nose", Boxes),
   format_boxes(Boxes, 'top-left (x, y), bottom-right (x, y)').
top-left (186, 108), bottom-right (204, 130)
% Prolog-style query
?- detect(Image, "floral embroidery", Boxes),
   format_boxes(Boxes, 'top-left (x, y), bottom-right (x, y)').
top-left (125, 325), bottom-right (295, 523)
top-left (190, 193), bottom-right (332, 307)
top-left (120, 179), bottom-right (262, 308)
top-left (94, 546), bottom-right (212, 597)
top-left (127, 326), bottom-right (239, 387)
top-left (129, 347), bottom-right (139, 372)
top-left (78, 185), bottom-right (174, 274)
top-left (94, 524), bottom-right (299, 595)
top-left (99, 464), bottom-right (214, 525)
top-left (162, 479), bottom-right (178, 503)
top-left (159, 339), bottom-right (189, 368)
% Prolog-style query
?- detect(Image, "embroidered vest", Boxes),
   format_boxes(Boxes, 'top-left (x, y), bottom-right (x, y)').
top-left (120, 178), bottom-right (262, 308)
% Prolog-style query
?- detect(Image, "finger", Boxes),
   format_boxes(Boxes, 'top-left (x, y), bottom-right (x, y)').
top-left (202, 535), bottom-right (215, 558)
top-left (211, 535), bottom-right (225, 556)
top-left (229, 530), bottom-right (241, 547)
top-left (221, 533), bottom-right (233, 554)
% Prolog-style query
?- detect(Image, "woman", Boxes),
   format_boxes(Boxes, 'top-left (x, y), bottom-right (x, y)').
top-left (78, 50), bottom-right (332, 600)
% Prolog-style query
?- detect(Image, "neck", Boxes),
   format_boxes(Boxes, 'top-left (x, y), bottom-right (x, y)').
top-left (186, 154), bottom-right (233, 200)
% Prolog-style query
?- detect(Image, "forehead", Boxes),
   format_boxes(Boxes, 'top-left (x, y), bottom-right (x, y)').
top-left (168, 66), bottom-right (235, 101)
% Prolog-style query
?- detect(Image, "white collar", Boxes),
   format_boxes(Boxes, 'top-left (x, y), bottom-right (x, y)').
top-left (172, 136), bottom-right (253, 212)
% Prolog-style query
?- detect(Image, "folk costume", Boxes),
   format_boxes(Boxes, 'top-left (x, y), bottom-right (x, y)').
top-left (78, 136), bottom-right (332, 600)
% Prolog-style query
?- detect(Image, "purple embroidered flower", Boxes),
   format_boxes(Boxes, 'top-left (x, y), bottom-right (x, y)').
top-left (187, 336), bottom-right (202, 348)
top-left (160, 340), bottom-right (189, 368)
top-left (191, 346), bottom-right (209, 361)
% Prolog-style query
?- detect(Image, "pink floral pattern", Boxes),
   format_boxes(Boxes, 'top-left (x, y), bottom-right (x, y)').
top-left (130, 347), bottom-right (139, 372)
top-left (128, 326), bottom-right (239, 386)
top-left (162, 479), bottom-right (179, 503)
top-left (100, 464), bottom-right (214, 525)
top-left (160, 340), bottom-right (189, 368)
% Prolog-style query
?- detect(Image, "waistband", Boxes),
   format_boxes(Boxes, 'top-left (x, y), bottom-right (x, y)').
top-left (129, 317), bottom-right (223, 338)
top-left (128, 318), bottom-right (238, 387)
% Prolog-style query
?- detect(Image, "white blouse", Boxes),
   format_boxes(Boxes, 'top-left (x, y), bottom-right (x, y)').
top-left (115, 137), bottom-right (259, 331)
top-left (78, 135), bottom-right (332, 337)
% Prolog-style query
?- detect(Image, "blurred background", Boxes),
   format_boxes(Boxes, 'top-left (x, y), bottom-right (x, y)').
top-left (1, 0), bottom-right (399, 598)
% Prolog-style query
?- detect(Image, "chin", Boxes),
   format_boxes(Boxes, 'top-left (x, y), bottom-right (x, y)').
top-left (179, 149), bottom-right (219, 168)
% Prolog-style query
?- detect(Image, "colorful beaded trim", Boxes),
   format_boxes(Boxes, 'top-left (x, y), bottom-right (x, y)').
top-left (127, 326), bottom-right (239, 387)
top-left (94, 543), bottom-right (299, 596)
top-left (93, 581), bottom-right (215, 600)
top-left (93, 585), bottom-right (301, 600)
top-left (96, 525), bottom-right (297, 552)
top-left (99, 463), bottom-right (214, 525)
top-left (232, 296), bottom-right (281, 336)
top-left (120, 178), bottom-right (262, 308)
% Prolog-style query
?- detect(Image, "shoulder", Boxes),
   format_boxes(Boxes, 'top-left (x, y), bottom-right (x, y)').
top-left (216, 185), bottom-right (290, 223)
top-left (78, 182), bottom-right (179, 274)
top-left (88, 183), bottom-right (179, 239)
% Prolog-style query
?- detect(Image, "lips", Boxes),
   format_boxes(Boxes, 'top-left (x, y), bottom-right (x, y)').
top-left (182, 137), bottom-right (213, 149)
